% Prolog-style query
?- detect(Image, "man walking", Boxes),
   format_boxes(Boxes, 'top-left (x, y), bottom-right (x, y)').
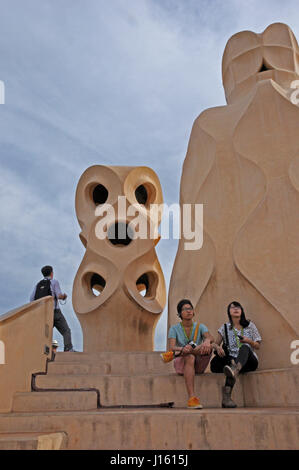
top-left (30, 265), bottom-right (75, 352)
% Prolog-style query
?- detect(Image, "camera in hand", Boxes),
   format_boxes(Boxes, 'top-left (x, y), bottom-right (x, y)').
top-left (238, 335), bottom-right (244, 340)
top-left (188, 341), bottom-right (197, 349)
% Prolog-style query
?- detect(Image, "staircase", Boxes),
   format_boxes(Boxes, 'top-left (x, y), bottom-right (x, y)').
top-left (0, 352), bottom-right (298, 450)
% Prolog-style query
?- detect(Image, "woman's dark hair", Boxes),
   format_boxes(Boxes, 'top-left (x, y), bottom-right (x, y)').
top-left (41, 265), bottom-right (53, 277)
top-left (227, 301), bottom-right (250, 328)
top-left (177, 299), bottom-right (194, 319)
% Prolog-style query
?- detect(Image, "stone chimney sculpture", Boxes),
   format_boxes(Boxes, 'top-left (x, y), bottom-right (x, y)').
top-left (168, 23), bottom-right (299, 369)
top-left (73, 165), bottom-right (166, 352)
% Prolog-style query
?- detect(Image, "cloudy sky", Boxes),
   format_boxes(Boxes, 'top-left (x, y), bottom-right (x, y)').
top-left (0, 0), bottom-right (298, 351)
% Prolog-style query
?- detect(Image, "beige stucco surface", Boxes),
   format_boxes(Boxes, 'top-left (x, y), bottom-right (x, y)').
top-left (0, 432), bottom-right (67, 450)
top-left (0, 297), bottom-right (53, 412)
top-left (169, 23), bottom-right (299, 369)
top-left (73, 165), bottom-right (166, 351)
top-left (0, 351), bottom-right (298, 449)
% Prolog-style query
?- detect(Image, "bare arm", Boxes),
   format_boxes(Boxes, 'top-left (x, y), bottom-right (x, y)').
top-left (203, 331), bottom-right (214, 344)
top-left (241, 338), bottom-right (261, 350)
top-left (197, 331), bottom-right (214, 355)
top-left (210, 333), bottom-right (227, 357)
top-left (168, 338), bottom-right (183, 354)
top-left (241, 322), bottom-right (261, 350)
top-left (168, 338), bottom-right (193, 356)
top-left (211, 332), bottom-right (223, 349)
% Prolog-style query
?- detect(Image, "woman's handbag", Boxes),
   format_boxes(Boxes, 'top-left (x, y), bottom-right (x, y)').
top-left (210, 323), bottom-right (232, 371)
top-left (221, 323), bottom-right (230, 358)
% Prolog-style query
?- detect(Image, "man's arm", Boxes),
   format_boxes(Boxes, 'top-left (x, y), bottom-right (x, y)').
top-left (198, 331), bottom-right (214, 354)
top-left (203, 331), bottom-right (214, 344)
top-left (169, 338), bottom-right (182, 353)
top-left (53, 280), bottom-right (67, 300)
top-left (169, 338), bottom-right (192, 356)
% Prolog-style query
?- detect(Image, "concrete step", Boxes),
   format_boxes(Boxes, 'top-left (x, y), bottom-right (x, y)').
top-left (36, 366), bottom-right (299, 409)
top-left (53, 351), bottom-right (173, 375)
top-left (12, 391), bottom-right (98, 412)
top-left (35, 372), bottom-right (244, 408)
top-left (0, 432), bottom-right (67, 450)
top-left (0, 408), bottom-right (298, 450)
top-left (48, 362), bottom-right (105, 375)
top-left (242, 367), bottom-right (299, 407)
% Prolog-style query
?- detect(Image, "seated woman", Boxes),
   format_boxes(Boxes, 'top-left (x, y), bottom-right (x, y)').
top-left (162, 299), bottom-right (214, 409)
top-left (210, 301), bottom-right (262, 408)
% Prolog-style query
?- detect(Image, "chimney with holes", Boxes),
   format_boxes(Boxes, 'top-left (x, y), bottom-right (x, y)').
top-left (73, 165), bottom-right (166, 352)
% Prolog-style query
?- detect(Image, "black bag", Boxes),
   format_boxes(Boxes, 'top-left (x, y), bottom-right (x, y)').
top-left (211, 323), bottom-right (232, 370)
top-left (34, 279), bottom-right (52, 300)
top-left (222, 323), bottom-right (230, 358)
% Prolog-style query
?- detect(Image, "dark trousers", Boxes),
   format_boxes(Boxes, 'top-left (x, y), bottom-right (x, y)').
top-left (210, 344), bottom-right (258, 387)
top-left (54, 309), bottom-right (73, 351)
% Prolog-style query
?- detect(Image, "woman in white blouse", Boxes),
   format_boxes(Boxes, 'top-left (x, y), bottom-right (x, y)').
top-left (210, 301), bottom-right (262, 408)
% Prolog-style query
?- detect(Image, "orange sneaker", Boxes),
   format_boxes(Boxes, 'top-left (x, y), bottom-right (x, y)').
top-left (187, 396), bottom-right (203, 409)
top-left (160, 351), bottom-right (174, 363)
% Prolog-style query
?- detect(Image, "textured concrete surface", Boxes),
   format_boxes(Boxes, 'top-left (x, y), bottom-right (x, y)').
top-left (12, 391), bottom-right (98, 412)
top-left (0, 408), bottom-right (298, 450)
top-left (0, 351), bottom-right (298, 449)
top-left (0, 432), bottom-right (67, 450)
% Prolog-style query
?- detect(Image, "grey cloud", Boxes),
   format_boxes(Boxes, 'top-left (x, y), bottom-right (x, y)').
top-left (0, 0), bottom-right (298, 350)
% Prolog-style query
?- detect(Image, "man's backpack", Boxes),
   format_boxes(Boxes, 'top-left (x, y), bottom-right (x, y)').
top-left (34, 279), bottom-right (52, 300)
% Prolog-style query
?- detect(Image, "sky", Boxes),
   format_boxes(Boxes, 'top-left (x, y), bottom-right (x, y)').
top-left (0, 0), bottom-right (299, 351)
